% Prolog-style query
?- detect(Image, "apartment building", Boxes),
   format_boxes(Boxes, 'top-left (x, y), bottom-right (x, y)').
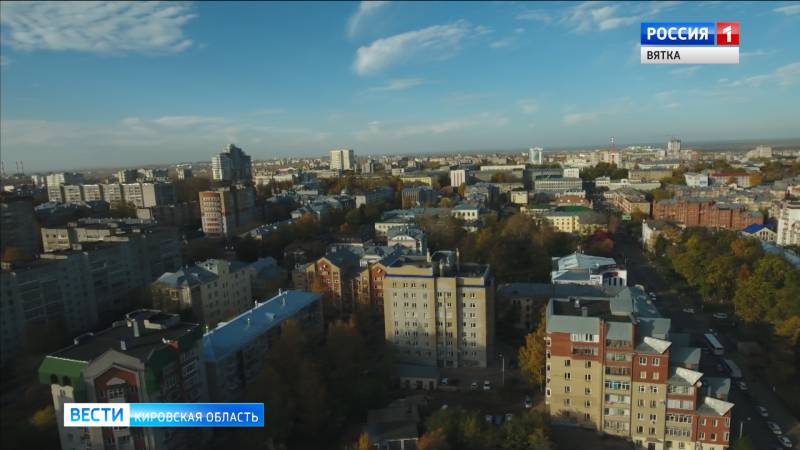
top-left (776, 200), bottom-right (800, 247)
top-left (1, 194), bottom-right (39, 260)
top-left (402, 186), bottom-right (437, 208)
top-left (709, 173), bottom-right (751, 188)
top-left (330, 148), bottom-right (355, 171)
top-left (39, 310), bottom-right (207, 450)
top-left (653, 199), bottom-right (763, 230)
top-left (542, 209), bottom-right (608, 235)
top-left (551, 252), bottom-right (627, 287)
top-left (629, 169), bottom-right (673, 182)
top-left (533, 177), bottom-right (584, 194)
top-left (607, 188), bottom-right (651, 215)
top-left (684, 173), bottom-right (709, 188)
top-left (355, 186), bottom-right (394, 208)
top-left (117, 169), bottom-right (138, 183)
top-left (202, 290), bottom-right (323, 401)
top-left (212, 144), bottom-right (252, 182)
top-left (199, 185), bottom-right (256, 238)
top-left (382, 251), bottom-right (495, 368)
top-left (545, 288), bottom-right (734, 450)
top-left (46, 182), bottom-right (176, 207)
top-left (450, 169), bottom-right (468, 188)
top-left (136, 201), bottom-right (201, 227)
top-left (151, 259), bottom-right (254, 328)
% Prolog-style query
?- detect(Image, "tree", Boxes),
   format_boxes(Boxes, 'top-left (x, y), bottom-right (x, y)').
top-left (519, 310), bottom-right (547, 388)
top-left (418, 428), bottom-right (451, 450)
top-left (344, 432), bottom-right (370, 450)
top-left (235, 235), bottom-right (261, 262)
top-left (749, 172), bottom-right (763, 187)
top-left (732, 436), bottom-right (757, 450)
top-left (109, 201), bottom-right (137, 218)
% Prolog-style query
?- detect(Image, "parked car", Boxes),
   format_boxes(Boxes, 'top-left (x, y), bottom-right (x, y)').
top-left (767, 421), bottom-right (783, 435)
top-left (778, 436), bottom-right (793, 448)
top-left (440, 404), bottom-right (448, 410)
top-left (712, 312), bottom-right (729, 320)
top-left (524, 396), bottom-right (533, 409)
top-left (505, 413), bottom-right (514, 422)
top-left (484, 414), bottom-right (493, 424)
top-left (483, 380), bottom-right (491, 391)
top-left (682, 307), bottom-right (696, 314)
top-left (440, 377), bottom-right (449, 385)
top-left (757, 406), bottom-right (769, 417)
top-left (471, 381), bottom-right (479, 390)
top-left (737, 381), bottom-right (748, 391)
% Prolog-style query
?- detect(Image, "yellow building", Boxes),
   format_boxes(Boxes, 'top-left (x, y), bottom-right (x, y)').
top-left (382, 251), bottom-right (494, 368)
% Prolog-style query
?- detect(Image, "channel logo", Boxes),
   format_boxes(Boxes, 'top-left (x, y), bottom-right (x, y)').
top-left (64, 403), bottom-right (265, 428)
top-left (640, 22), bottom-right (739, 64)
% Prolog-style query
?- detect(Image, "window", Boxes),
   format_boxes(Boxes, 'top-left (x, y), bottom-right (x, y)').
top-left (545, 388), bottom-right (551, 397)
top-left (702, 418), bottom-right (707, 426)
top-left (584, 361), bottom-right (591, 368)
top-left (636, 426), bottom-right (643, 433)
top-left (564, 386), bottom-right (571, 393)
top-left (640, 372), bottom-right (647, 379)
top-left (649, 427), bottom-right (656, 435)
top-left (713, 419), bottom-right (718, 427)
top-left (710, 433), bottom-right (717, 441)
top-left (584, 400), bottom-right (591, 408)
top-left (652, 357), bottom-right (660, 366)
top-left (725, 418), bottom-right (730, 427)
top-left (649, 414), bottom-right (657, 421)
top-left (570, 333), bottom-right (598, 343)
top-left (639, 356), bottom-right (647, 365)
top-left (584, 374), bottom-right (591, 381)
top-left (585, 387), bottom-right (591, 395)
top-left (636, 413), bottom-right (644, 420)
top-left (565, 372), bottom-right (571, 380)
top-left (723, 432), bottom-right (729, 442)
top-left (565, 359), bottom-right (571, 367)
top-left (564, 399), bottom-right (571, 406)
top-left (699, 432), bottom-right (705, 440)
top-left (545, 337), bottom-right (552, 347)
top-left (652, 372), bottom-right (659, 380)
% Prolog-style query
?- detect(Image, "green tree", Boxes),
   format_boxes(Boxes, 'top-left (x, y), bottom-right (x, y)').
top-left (418, 428), bottom-right (451, 450)
top-left (109, 201), bottom-right (137, 218)
top-left (732, 436), bottom-right (756, 450)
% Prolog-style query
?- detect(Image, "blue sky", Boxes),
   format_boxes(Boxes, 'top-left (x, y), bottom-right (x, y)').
top-left (1, 1), bottom-right (799, 171)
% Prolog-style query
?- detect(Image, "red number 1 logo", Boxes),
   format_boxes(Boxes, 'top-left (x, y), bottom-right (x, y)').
top-left (716, 22), bottom-right (739, 45)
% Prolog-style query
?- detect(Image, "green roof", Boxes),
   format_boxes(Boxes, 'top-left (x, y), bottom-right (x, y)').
top-left (39, 357), bottom-right (89, 398)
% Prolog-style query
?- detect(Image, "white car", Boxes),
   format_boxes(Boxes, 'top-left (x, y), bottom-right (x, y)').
top-left (767, 421), bottom-right (783, 435)
top-left (712, 312), bottom-right (729, 320)
top-left (470, 381), bottom-right (479, 390)
top-left (779, 436), bottom-right (793, 448)
top-left (440, 377), bottom-right (449, 385)
top-left (524, 396), bottom-right (533, 409)
top-left (484, 414), bottom-right (493, 423)
top-left (682, 307), bottom-right (696, 314)
top-left (737, 381), bottom-right (748, 391)
top-left (483, 380), bottom-right (491, 391)
top-left (757, 406), bottom-right (769, 417)
top-left (505, 413), bottom-right (514, 422)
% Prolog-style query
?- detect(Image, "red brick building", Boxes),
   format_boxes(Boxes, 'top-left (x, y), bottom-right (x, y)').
top-left (652, 199), bottom-right (763, 230)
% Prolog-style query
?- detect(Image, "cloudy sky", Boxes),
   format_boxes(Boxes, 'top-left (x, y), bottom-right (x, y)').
top-left (1, 1), bottom-right (799, 171)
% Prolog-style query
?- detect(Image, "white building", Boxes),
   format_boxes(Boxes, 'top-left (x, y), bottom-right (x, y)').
top-left (777, 201), bottom-right (800, 247)
top-left (684, 172), bottom-right (709, 187)
top-left (330, 148), bottom-right (355, 171)
top-left (529, 147), bottom-right (544, 165)
top-left (550, 252), bottom-right (627, 287)
top-left (667, 138), bottom-right (681, 156)
top-left (450, 169), bottom-right (467, 188)
top-left (562, 167), bottom-right (580, 178)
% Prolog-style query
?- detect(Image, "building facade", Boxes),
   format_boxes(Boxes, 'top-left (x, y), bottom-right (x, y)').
top-left (39, 310), bottom-right (208, 450)
top-left (653, 199), bottom-right (763, 230)
top-left (776, 201), bottom-right (800, 247)
top-left (545, 288), bottom-right (734, 450)
top-left (551, 252), bottom-right (627, 287)
top-left (382, 251), bottom-right (495, 368)
top-left (0, 194), bottom-right (39, 260)
top-left (212, 144), bottom-right (252, 182)
top-left (199, 186), bottom-right (256, 238)
top-left (330, 148), bottom-right (355, 171)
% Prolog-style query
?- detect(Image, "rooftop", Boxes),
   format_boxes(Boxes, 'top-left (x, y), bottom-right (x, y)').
top-left (696, 396), bottom-right (734, 417)
top-left (202, 290), bottom-right (321, 362)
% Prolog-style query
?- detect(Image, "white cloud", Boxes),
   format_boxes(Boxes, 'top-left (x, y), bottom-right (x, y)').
top-left (562, 1), bottom-right (680, 32)
top-left (353, 113), bottom-right (508, 141)
top-left (347, 1), bottom-right (389, 38)
top-left (516, 9), bottom-right (552, 23)
top-left (367, 78), bottom-right (425, 92)
top-left (562, 112), bottom-right (598, 125)
top-left (720, 62), bottom-right (800, 88)
top-left (774, 4), bottom-right (800, 15)
top-left (353, 21), bottom-right (478, 75)
top-left (490, 38), bottom-right (514, 48)
top-left (518, 99), bottom-right (539, 114)
top-left (670, 66), bottom-right (701, 76)
top-left (152, 116), bottom-right (228, 127)
top-left (0, 1), bottom-right (196, 54)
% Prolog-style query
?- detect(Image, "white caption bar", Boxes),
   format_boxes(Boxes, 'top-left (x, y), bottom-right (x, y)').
top-left (640, 46), bottom-right (739, 64)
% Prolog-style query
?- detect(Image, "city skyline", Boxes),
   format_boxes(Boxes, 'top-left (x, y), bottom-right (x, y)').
top-left (2, 1), bottom-right (800, 171)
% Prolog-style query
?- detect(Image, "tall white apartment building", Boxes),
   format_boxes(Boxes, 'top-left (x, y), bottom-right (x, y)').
top-left (777, 201), bottom-right (800, 247)
top-left (530, 147), bottom-right (544, 165)
top-left (450, 169), bottom-right (467, 188)
top-left (330, 148), bottom-right (355, 171)
top-left (212, 144), bottom-right (252, 182)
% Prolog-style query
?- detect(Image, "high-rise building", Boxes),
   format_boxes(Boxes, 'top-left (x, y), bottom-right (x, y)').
top-left (545, 286), bottom-right (734, 450)
top-left (45, 172), bottom-right (83, 188)
top-left (0, 194), bottom-right (39, 261)
top-left (362, 159), bottom-right (377, 174)
top-left (199, 186), bottom-right (256, 237)
top-left (116, 169), bottom-right (138, 183)
top-left (776, 201), bottom-right (800, 247)
top-left (46, 182), bottom-right (176, 207)
top-left (330, 148), bottom-right (355, 171)
top-left (529, 147), bottom-right (544, 165)
top-left (382, 251), bottom-right (495, 368)
top-left (212, 144), bottom-right (252, 182)
top-left (39, 310), bottom-right (208, 450)
top-left (667, 138), bottom-right (681, 156)
top-left (177, 167), bottom-right (193, 180)
top-left (450, 169), bottom-right (467, 188)
top-left (151, 259), bottom-right (254, 328)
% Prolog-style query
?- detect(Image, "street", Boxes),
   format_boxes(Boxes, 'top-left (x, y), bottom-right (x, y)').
top-left (614, 230), bottom-right (798, 450)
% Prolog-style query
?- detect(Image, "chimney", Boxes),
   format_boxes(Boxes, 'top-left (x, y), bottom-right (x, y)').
top-left (581, 306), bottom-right (588, 317)
top-left (120, 340), bottom-right (127, 351)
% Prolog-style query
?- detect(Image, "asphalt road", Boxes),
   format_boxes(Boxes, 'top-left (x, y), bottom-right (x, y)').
top-left (613, 230), bottom-right (796, 450)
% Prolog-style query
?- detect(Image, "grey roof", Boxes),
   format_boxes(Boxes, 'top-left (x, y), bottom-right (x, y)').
top-left (703, 377), bottom-right (731, 400)
top-left (553, 252), bottom-right (618, 271)
top-left (636, 317), bottom-right (671, 340)
top-left (606, 322), bottom-right (633, 340)
top-left (546, 300), bottom-right (602, 334)
top-left (497, 283), bottom-right (616, 300)
top-left (154, 259), bottom-right (249, 289)
top-left (668, 367), bottom-right (704, 386)
top-left (636, 336), bottom-right (672, 354)
top-left (670, 346), bottom-right (701, 367)
top-left (696, 396), bottom-right (734, 417)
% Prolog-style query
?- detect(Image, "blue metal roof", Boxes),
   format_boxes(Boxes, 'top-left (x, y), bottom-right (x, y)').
top-left (201, 290), bottom-right (321, 362)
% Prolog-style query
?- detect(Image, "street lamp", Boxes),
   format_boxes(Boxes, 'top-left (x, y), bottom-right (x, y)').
top-left (738, 416), bottom-right (751, 439)
top-left (498, 353), bottom-right (505, 388)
